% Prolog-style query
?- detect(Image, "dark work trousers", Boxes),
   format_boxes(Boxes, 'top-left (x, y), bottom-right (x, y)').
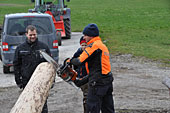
top-left (42, 100), bottom-right (48, 113)
top-left (86, 83), bottom-right (115, 113)
top-left (80, 83), bottom-right (88, 113)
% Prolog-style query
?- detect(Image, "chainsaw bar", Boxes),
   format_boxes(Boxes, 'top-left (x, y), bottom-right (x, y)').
top-left (40, 50), bottom-right (59, 69)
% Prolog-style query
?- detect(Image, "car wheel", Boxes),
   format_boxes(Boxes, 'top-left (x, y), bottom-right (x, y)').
top-left (64, 19), bottom-right (71, 39)
top-left (57, 32), bottom-right (62, 46)
top-left (3, 65), bottom-right (10, 74)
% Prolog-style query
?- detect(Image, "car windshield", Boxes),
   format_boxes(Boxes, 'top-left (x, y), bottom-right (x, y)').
top-left (7, 17), bottom-right (53, 36)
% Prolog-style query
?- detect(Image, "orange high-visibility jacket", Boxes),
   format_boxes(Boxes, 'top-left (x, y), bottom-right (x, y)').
top-left (80, 36), bottom-right (111, 74)
top-left (71, 36), bottom-right (113, 85)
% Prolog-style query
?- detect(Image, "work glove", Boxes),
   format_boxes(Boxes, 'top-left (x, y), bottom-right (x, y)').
top-left (64, 58), bottom-right (71, 64)
top-left (63, 58), bottom-right (73, 68)
top-left (74, 75), bottom-right (89, 87)
top-left (57, 59), bottom-right (70, 75)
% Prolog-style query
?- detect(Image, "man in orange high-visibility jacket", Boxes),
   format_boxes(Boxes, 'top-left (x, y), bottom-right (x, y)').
top-left (70, 23), bottom-right (115, 113)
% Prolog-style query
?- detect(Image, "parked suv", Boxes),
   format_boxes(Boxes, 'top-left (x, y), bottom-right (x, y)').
top-left (0, 13), bottom-right (60, 73)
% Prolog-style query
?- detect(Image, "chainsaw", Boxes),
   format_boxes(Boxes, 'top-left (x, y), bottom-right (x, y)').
top-left (40, 51), bottom-right (78, 89)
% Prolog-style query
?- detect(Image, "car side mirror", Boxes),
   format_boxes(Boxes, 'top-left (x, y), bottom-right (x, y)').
top-left (66, 0), bottom-right (70, 2)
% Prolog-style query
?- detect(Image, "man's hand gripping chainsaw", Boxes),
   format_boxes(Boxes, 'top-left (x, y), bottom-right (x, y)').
top-left (57, 58), bottom-right (77, 82)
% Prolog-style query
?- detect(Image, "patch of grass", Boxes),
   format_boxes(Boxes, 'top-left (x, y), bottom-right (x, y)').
top-left (1, 0), bottom-right (170, 62)
top-left (0, 0), bottom-right (33, 24)
top-left (68, 0), bottom-right (170, 62)
top-left (0, 0), bottom-right (31, 4)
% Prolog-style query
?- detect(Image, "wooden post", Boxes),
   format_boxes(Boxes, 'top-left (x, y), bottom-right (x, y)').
top-left (10, 62), bottom-right (56, 113)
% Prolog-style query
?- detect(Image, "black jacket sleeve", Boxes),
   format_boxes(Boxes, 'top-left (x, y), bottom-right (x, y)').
top-left (13, 47), bottom-right (22, 85)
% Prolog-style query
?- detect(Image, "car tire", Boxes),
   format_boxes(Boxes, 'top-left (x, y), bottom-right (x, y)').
top-left (3, 65), bottom-right (10, 74)
top-left (57, 32), bottom-right (62, 46)
top-left (64, 19), bottom-right (71, 39)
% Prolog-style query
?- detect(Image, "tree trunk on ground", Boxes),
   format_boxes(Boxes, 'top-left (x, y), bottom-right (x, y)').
top-left (10, 62), bottom-right (56, 113)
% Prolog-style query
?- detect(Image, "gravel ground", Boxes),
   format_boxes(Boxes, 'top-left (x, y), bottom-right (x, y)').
top-left (0, 54), bottom-right (170, 113)
top-left (112, 54), bottom-right (170, 113)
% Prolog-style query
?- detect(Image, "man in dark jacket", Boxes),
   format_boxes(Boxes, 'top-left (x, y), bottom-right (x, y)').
top-left (13, 25), bottom-right (51, 113)
top-left (70, 23), bottom-right (115, 113)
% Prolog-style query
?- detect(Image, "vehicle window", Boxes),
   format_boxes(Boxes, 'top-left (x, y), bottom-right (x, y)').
top-left (7, 17), bottom-right (53, 36)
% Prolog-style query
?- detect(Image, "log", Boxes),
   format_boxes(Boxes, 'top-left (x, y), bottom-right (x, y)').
top-left (10, 62), bottom-right (56, 113)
